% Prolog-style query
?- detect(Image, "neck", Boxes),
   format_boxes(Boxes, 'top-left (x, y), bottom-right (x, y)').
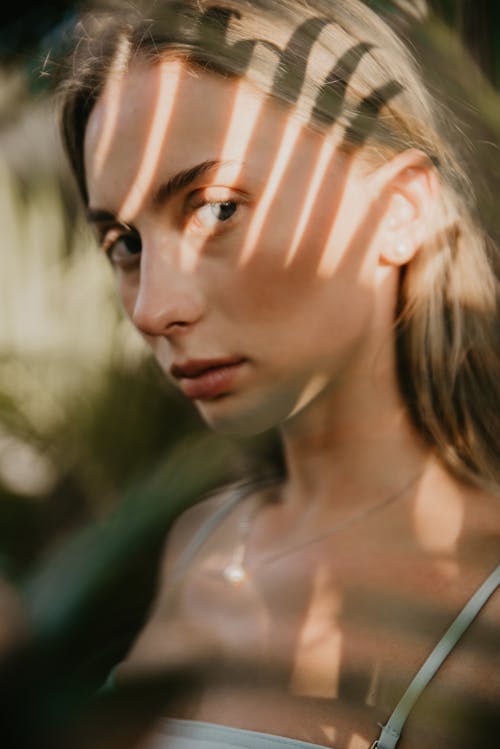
top-left (278, 347), bottom-right (430, 515)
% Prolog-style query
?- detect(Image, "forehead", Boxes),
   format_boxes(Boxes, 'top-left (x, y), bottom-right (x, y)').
top-left (84, 59), bottom-right (289, 218)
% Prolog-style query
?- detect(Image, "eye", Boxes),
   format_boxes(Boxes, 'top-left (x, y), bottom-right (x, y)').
top-left (192, 201), bottom-right (238, 231)
top-left (103, 230), bottom-right (142, 271)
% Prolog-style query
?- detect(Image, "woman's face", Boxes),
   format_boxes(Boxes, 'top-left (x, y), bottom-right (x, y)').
top-left (84, 58), bottom-right (396, 434)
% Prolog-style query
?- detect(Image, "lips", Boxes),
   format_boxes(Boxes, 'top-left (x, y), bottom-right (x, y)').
top-left (170, 357), bottom-right (247, 400)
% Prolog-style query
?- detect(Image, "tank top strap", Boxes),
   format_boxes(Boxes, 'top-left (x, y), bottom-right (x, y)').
top-left (372, 564), bottom-right (500, 749)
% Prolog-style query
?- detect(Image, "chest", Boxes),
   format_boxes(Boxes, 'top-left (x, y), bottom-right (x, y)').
top-left (163, 547), bottom-right (496, 686)
top-left (129, 541), bottom-right (500, 748)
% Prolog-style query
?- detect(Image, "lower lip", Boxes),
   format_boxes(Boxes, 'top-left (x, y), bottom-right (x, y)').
top-left (179, 362), bottom-right (246, 400)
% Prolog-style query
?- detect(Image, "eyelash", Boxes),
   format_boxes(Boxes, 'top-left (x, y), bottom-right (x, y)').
top-left (188, 198), bottom-right (239, 232)
top-left (100, 195), bottom-right (241, 270)
top-left (101, 228), bottom-right (141, 270)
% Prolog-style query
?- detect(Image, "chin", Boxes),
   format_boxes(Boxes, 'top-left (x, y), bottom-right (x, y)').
top-left (195, 389), bottom-right (296, 437)
top-left (199, 407), bottom-right (280, 437)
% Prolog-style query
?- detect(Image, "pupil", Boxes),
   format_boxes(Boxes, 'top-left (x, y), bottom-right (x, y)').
top-left (124, 233), bottom-right (142, 254)
top-left (215, 202), bottom-right (236, 221)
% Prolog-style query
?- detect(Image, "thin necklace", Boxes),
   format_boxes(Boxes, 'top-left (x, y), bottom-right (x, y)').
top-left (222, 472), bottom-right (421, 585)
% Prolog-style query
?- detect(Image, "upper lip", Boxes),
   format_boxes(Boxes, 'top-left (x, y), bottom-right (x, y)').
top-left (170, 357), bottom-right (246, 379)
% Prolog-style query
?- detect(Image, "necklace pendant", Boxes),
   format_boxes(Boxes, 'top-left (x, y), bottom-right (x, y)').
top-left (223, 562), bottom-right (247, 585)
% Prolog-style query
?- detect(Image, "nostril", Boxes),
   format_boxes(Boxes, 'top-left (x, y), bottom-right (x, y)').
top-left (166, 320), bottom-right (190, 332)
top-left (131, 274), bottom-right (204, 336)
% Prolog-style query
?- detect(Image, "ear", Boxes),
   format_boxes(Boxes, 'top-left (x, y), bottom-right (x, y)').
top-left (375, 149), bottom-right (440, 267)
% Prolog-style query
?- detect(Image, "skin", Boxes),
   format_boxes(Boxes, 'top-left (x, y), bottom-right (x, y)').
top-left (84, 59), bottom-right (500, 749)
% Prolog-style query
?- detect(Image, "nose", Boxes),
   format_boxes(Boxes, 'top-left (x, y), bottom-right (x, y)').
top-left (130, 245), bottom-right (204, 338)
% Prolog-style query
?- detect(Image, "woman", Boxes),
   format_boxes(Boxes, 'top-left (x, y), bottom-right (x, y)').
top-left (57, 1), bottom-right (500, 747)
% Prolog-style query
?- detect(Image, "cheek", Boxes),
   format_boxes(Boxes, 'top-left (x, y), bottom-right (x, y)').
top-left (244, 186), bottom-right (374, 294)
top-left (225, 190), bottom-right (374, 328)
top-left (223, 254), bottom-right (374, 368)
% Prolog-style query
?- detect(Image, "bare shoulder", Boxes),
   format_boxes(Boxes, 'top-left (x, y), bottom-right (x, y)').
top-left (444, 482), bottom-right (500, 618)
top-left (420, 465), bottom-right (500, 567)
top-left (157, 482), bottom-right (242, 580)
top-left (438, 484), bottom-right (500, 701)
top-left (467, 487), bottom-right (500, 623)
top-left (157, 476), bottom-right (272, 583)
top-left (115, 479), bottom-right (255, 678)
top-left (460, 483), bottom-right (500, 574)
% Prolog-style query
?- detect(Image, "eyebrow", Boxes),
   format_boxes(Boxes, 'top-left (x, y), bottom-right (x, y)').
top-left (86, 159), bottom-right (234, 225)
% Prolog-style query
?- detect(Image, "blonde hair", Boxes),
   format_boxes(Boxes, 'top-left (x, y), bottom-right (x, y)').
top-left (58, 0), bottom-right (500, 491)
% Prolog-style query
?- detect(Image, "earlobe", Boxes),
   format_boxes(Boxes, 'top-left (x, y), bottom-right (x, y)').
top-left (383, 239), bottom-right (415, 266)
top-left (384, 240), bottom-right (415, 265)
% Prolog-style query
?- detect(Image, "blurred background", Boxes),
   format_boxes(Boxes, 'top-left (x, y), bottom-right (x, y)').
top-left (0, 1), bottom-right (499, 746)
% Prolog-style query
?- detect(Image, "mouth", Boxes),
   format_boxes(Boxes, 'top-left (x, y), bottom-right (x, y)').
top-left (170, 357), bottom-right (247, 400)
